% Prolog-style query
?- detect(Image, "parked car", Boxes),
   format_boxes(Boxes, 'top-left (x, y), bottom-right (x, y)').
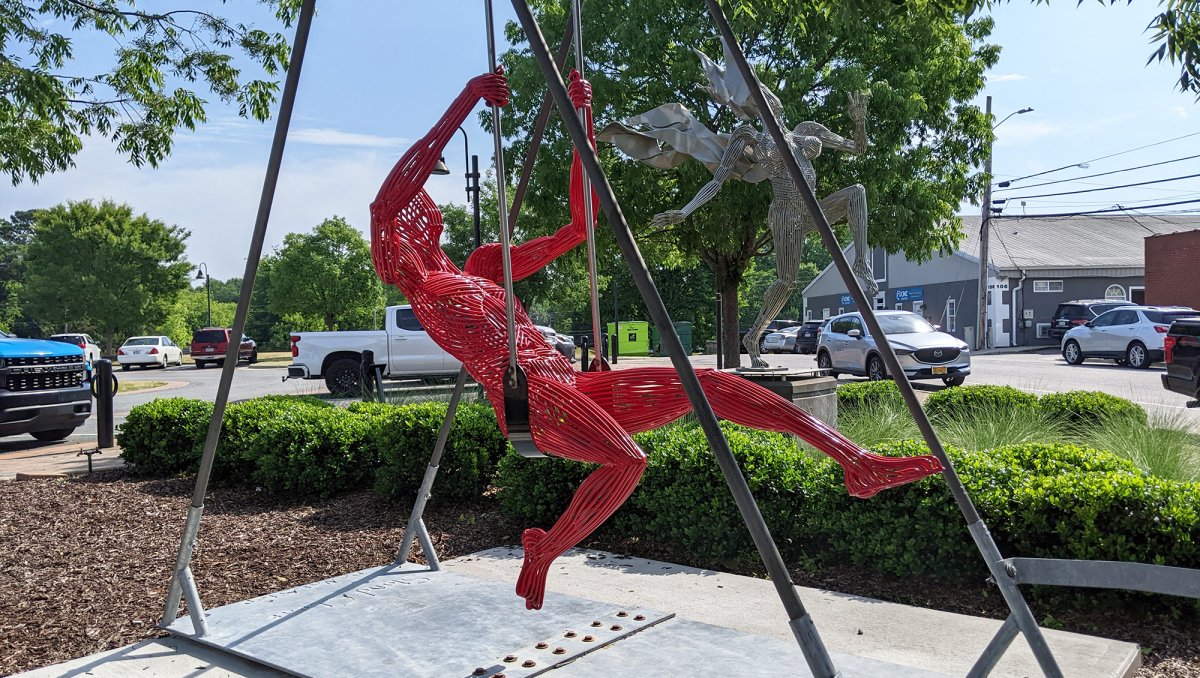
top-left (0, 335), bottom-right (92, 441)
top-left (1062, 305), bottom-right (1199, 368)
top-left (815, 311), bottom-right (971, 386)
top-left (739, 318), bottom-right (799, 353)
top-left (48, 333), bottom-right (101, 364)
top-left (1162, 317), bottom-right (1200, 405)
top-left (762, 320), bottom-right (824, 354)
top-left (190, 328), bottom-right (257, 368)
top-left (116, 335), bottom-right (183, 370)
top-left (1049, 299), bottom-right (1130, 340)
top-left (535, 325), bottom-right (576, 362)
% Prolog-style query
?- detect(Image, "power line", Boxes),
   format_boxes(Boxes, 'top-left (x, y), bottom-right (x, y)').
top-left (1001, 197), bottom-right (1200, 218)
top-left (998, 172), bottom-right (1200, 201)
top-left (993, 152), bottom-right (1200, 192)
top-left (995, 131), bottom-right (1200, 187)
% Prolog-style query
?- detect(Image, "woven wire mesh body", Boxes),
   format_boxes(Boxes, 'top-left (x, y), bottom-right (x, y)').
top-left (369, 73), bottom-right (943, 610)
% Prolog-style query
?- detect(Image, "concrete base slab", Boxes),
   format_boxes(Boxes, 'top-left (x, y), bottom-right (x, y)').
top-left (16, 548), bottom-right (1140, 678)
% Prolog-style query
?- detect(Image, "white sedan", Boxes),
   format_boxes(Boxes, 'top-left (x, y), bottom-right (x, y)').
top-left (117, 335), bottom-right (184, 370)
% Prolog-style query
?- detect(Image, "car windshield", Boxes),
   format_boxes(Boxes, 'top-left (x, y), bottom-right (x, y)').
top-left (51, 335), bottom-right (84, 344)
top-left (1054, 305), bottom-right (1086, 319)
top-left (1145, 310), bottom-right (1200, 324)
top-left (193, 329), bottom-right (227, 343)
top-left (877, 314), bottom-right (936, 335)
top-left (124, 337), bottom-right (160, 346)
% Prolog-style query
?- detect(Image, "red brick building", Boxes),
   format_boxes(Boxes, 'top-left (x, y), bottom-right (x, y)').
top-left (1145, 229), bottom-right (1200, 310)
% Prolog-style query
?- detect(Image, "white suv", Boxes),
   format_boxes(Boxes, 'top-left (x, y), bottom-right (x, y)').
top-left (49, 333), bottom-right (101, 364)
top-left (1061, 305), bottom-right (1198, 368)
top-left (815, 311), bottom-right (971, 386)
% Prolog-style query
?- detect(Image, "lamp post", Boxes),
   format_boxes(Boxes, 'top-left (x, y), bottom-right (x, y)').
top-left (976, 98), bottom-right (1033, 351)
top-left (195, 262), bottom-right (211, 327)
top-left (432, 127), bottom-right (481, 248)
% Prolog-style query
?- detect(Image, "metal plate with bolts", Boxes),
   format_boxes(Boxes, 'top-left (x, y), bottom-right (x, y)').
top-left (468, 608), bottom-right (673, 677)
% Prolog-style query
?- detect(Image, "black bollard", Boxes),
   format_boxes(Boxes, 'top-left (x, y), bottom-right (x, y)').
top-left (360, 350), bottom-right (386, 401)
top-left (94, 359), bottom-right (116, 449)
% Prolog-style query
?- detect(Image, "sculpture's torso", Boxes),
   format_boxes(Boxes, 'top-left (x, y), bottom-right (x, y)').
top-left (755, 130), bottom-right (818, 214)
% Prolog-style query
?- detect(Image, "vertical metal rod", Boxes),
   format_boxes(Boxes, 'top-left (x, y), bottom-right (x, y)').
top-left (715, 292), bottom-right (724, 369)
top-left (701, 3), bottom-right (1061, 676)
top-left (396, 369), bottom-right (470, 564)
top-left (416, 519), bottom-right (441, 571)
top-left (471, 155), bottom-right (482, 249)
top-left (179, 566), bottom-right (209, 637)
top-left (572, 0), bottom-right (603, 366)
top-left (977, 96), bottom-right (993, 352)
top-left (485, 0), bottom-right (518, 372)
top-left (509, 4), bottom-right (836, 675)
top-left (96, 359), bottom-right (114, 449)
top-left (161, 0), bottom-right (317, 628)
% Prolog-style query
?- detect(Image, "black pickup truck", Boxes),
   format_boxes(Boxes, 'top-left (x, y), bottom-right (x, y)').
top-left (1162, 317), bottom-right (1200, 407)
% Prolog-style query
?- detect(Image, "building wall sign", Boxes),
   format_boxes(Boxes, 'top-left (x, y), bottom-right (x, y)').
top-left (840, 293), bottom-right (855, 306)
top-left (894, 286), bottom-right (924, 302)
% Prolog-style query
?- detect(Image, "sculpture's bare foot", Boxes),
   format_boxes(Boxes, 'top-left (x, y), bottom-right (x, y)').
top-left (742, 333), bottom-right (771, 369)
top-left (853, 259), bottom-right (878, 297)
top-left (749, 354), bottom-right (770, 369)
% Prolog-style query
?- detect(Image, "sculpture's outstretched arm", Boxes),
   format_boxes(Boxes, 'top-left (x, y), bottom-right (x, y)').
top-left (651, 124), bottom-right (757, 226)
top-left (804, 91), bottom-right (869, 156)
top-left (466, 72), bottom-right (598, 284)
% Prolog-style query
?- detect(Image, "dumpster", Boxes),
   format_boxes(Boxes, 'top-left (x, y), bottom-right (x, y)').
top-left (650, 321), bottom-right (695, 355)
top-left (608, 321), bottom-right (650, 357)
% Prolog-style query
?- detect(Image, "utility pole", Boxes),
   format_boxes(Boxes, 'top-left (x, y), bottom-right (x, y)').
top-left (976, 96), bottom-right (992, 352)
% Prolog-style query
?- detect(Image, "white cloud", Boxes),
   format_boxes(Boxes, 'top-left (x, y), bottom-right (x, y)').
top-left (988, 74), bottom-right (1028, 83)
top-left (288, 128), bottom-right (412, 148)
top-left (1168, 106), bottom-right (1189, 119)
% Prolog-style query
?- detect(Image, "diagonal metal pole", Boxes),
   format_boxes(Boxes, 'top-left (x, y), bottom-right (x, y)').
top-left (510, 3), bottom-right (837, 676)
top-left (701, 2), bottom-right (1062, 676)
top-left (161, 0), bottom-right (317, 632)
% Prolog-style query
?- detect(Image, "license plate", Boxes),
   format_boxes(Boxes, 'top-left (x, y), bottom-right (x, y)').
top-left (803, 333), bottom-right (812, 337)
top-left (206, 347), bottom-right (214, 352)
top-left (932, 366), bottom-right (948, 375)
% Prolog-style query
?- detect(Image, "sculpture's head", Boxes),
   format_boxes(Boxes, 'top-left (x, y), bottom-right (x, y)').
top-left (797, 134), bottom-right (822, 159)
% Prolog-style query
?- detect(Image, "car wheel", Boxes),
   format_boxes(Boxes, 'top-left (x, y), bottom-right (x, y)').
top-left (160, 356), bottom-right (168, 369)
top-left (248, 350), bottom-right (258, 365)
top-left (1125, 342), bottom-right (1150, 369)
top-left (1062, 340), bottom-right (1085, 365)
top-left (217, 358), bottom-right (226, 368)
top-left (325, 357), bottom-right (362, 397)
top-left (816, 350), bottom-right (839, 378)
top-left (120, 364), bottom-right (129, 372)
top-left (31, 427), bottom-right (74, 442)
top-left (195, 360), bottom-right (205, 369)
top-left (866, 354), bottom-right (887, 381)
top-left (942, 376), bottom-right (966, 387)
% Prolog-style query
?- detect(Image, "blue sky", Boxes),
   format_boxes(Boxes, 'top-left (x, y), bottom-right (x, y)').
top-left (2, 2), bottom-right (1195, 280)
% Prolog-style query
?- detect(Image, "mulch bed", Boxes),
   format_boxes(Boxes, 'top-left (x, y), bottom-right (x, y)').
top-left (1, 471), bottom-right (1197, 677)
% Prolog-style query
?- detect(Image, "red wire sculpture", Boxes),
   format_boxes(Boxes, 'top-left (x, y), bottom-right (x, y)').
top-left (370, 70), bottom-right (944, 611)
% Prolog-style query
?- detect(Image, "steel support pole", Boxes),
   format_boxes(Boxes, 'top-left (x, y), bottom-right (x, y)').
top-left (161, 0), bottom-right (316, 631)
top-left (700, 3), bottom-right (1061, 676)
top-left (396, 368), bottom-right (470, 568)
top-left (977, 96), bottom-right (993, 351)
top-left (510, 4), bottom-right (836, 675)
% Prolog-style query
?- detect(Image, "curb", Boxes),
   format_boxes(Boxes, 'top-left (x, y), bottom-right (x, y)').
top-left (15, 472), bottom-right (69, 481)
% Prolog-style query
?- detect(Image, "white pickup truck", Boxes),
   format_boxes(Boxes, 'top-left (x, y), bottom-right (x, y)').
top-left (286, 305), bottom-right (462, 396)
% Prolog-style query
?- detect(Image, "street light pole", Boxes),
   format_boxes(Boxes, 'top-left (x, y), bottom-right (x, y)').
top-left (195, 262), bottom-right (211, 327)
top-left (976, 97), bottom-right (992, 352)
top-left (976, 99), bottom-right (1033, 351)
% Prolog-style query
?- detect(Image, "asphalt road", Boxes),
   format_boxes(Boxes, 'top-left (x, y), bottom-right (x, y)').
top-left (2, 348), bottom-right (1195, 454)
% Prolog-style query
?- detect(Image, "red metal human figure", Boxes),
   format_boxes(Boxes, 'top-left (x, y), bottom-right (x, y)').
top-left (371, 70), bottom-right (943, 611)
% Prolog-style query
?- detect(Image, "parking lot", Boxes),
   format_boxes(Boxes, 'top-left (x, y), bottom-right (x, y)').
top-left (1, 347), bottom-right (1196, 456)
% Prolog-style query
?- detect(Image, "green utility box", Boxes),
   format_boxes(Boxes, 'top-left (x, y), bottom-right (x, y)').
top-left (608, 321), bottom-right (650, 356)
top-left (650, 321), bottom-right (694, 355)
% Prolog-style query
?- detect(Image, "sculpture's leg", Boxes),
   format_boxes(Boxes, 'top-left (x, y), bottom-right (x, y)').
top-left (821, 184), bottom-right (877, 297)
top-left (577, 367), bottom-right (942, 497)
top-left (743, 201), bottom-right (802, 368)
top-left (516, 374), bottom-right (647, 610)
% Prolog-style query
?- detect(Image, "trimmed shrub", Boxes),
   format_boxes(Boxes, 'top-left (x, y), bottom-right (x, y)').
top-left (1039, 390), bottom-right (1147, 427)
top-left (370, 401), bottom-right (509, 504)
top-left (118, 398), bottom-right (214, 475)
top-left (496, 451), bottom-right (594, 526)
top-left (924, 384), bottom-right (1037, 421)
top-left (837, 380), bottom-right (903, 411)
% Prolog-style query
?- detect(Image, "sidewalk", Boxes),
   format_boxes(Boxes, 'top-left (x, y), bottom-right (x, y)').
top-left (0, 440), bottom-right (124, 480)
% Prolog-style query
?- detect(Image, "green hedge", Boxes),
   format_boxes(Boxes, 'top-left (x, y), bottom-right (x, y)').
top-left (925, 384), bottom-right (1038, 421)
top-left (1038, 390), bottom-right (1148, 427)
top-left (118, 398), bottom-right (215, 475)
top-left (837, 380), bottom-right (903, 411)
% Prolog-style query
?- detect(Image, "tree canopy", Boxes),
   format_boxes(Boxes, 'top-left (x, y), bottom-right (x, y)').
top-left (268, 216), bottom-right (384, 332)
top-left (1, 0), bottom-right (294, 185)
top-left (21, 200), bottom-right (192, 350)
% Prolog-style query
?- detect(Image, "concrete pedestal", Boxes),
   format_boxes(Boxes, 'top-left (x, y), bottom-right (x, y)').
top-left (731, 368), bottom-right (838, 427)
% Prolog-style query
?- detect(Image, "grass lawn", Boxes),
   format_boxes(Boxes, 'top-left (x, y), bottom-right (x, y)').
top-left (115, 380), bottom-right (167, 394)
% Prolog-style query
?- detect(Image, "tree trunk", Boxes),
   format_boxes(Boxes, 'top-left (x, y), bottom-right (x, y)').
top-left (324, 313), bottom-right (335, 332)
top-left (719, 276), bottom-right (742, 368)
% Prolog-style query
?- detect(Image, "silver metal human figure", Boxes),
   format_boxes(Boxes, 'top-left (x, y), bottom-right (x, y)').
top-left (600, 42), bottom-right (877, 368)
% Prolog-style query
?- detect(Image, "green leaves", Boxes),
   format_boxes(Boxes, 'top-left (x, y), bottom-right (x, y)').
top-left (2, 1), bottom-right (292, 184)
